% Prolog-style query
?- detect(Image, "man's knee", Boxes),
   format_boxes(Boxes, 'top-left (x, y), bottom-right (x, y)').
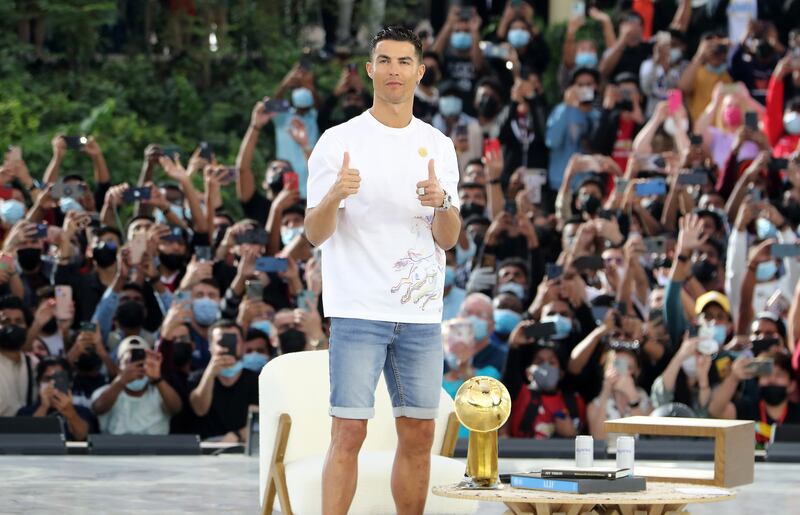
top-left (330, 418), bottom-right (368, 455)
top-left (396, 417), bottom-right (435, 455)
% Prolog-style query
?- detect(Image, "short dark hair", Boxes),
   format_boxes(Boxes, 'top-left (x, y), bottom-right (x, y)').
top-left (0, 294), bottom-right (32, 326)
top-left (93, 225), bottom-right (123, 242)
top-left (36, 356), bottom-right (72, 384)
top-left (209, 319), bottom-right (244, 339)
top-left (498, 257), bottom-right (530, 280)
top-left (370, 26), bottom-right (423, 62)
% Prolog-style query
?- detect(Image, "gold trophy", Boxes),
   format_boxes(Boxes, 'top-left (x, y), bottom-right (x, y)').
top-left (453, 376), bottom-right (511, 489)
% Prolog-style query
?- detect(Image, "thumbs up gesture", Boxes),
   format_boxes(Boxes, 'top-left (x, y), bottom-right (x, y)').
top-left (330, 151), bottom-right (361, 202)
top-left (416, 159), bottom-right (445, 208)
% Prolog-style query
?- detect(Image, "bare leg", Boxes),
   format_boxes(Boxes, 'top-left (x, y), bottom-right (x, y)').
top-left (322, 417), bottom-right (367, 515)
top-left (392, 417), bottom-right (435, 515)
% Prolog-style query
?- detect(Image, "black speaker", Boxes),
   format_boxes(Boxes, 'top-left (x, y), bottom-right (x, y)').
top-left (0, 416), bottom-right (64, 434)
top-left (0, 417), bottom-right (67, 455)
top-left (88, 434), bottom-right (201, 455)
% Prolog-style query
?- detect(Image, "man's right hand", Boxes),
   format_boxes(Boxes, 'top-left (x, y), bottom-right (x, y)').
top-left (52, 134), bottom-right (67, 159)
top-left (209, 349), bottom-right (237, 376)
top-left (119, 362), bottom-right (144, 385)
top-left (731, 355), bottom-right (755, 381)
top-left (329, 152), bottom-right (360, 202)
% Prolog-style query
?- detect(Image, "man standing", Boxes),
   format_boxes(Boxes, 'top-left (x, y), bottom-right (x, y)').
top-left (305, 26), bottom-right (461, 515)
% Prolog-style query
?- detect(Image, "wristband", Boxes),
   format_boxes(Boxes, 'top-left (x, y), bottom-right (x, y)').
top-left (489, 178), bottom-right (502, 185)
top-left (677, 253), bottom-right (690, 262)
top-left (150, 377), bottom-right (163, 386)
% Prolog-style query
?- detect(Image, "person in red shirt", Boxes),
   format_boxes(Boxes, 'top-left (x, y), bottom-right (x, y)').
top-left (764, 54), bottom-right (800, 158)
top-left (505, 342), bottom-right (586, 439)
top-left (589, 73), bottom-right (644, 172)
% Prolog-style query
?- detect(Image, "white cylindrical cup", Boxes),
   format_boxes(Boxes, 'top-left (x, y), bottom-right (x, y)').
top-left (616, 436), bottom-right (635, 473)
top-left (575, 435), bottom-right (594, 468)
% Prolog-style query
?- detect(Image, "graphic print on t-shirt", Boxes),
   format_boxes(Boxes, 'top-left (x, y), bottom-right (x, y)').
top-left (390, 215), bottom-right (445, 311)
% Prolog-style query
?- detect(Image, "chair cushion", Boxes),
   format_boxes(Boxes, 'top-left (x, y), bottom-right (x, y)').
top-left (277, 451), bottom-right (476, 515)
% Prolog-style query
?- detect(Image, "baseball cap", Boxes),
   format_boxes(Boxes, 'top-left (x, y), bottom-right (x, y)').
top-left (694, 291), bottom-right (731, 316)
top-left (116, 335), bottom-right (151, 361)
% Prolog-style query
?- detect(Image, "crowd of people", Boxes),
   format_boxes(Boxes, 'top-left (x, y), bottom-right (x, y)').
top-left (2, 0), bottom-right (800, 446)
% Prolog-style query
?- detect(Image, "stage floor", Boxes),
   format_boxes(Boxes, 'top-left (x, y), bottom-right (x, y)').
top-left (1, 455), bottom-right (795, 514)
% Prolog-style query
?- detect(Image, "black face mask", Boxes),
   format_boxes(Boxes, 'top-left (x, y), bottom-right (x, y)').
top-left (0, 324), bottom-right (27, 351)
top-left (760, 385), bottom-right (788, 406)
top-left (279, 329), bottom-right (306, 354)
top-left (213, 225), bottom-right (229, 248)
top-left (420, 68), bottom-right (438, 87)
top-left (76, 349), bottom-right (102, 372)
top-left (172, 341), bottom-right (193, 368)
top-left (268, 170), bottom-right (287, 196)
top-left (159, 252), bottom-right (186, 271)
top-left (691, 260), bottom-right (717, 283)
top-left (579, 193), bottom-right (601, 216)
top-left (41, 317), bottom-right (58, 335)
top-left (93, 244), bottom-right (117, 268)
top-left (342, 105), bottom-right (362, 120)
top-left (460, 202), bottom-right (485, 219)
top-left (17, 248), bottom-right (41, 272)
top-left (116, 301), bottom-right (145, 330)
top-left (477, 95), bottom-right (501, 118)
top-left (782, 201), bottom-right (800, 227)
top-left (756, 40), bottom-right (774, 61)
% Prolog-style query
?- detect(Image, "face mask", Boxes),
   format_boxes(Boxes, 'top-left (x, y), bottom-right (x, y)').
top-left (450, 31), bottom-right (472, 50)
top-left (291, 87), bottom-right (314, 109)
top-left (192, 297), bottom-right (220, 326)
top-left (116, 301), bottom-right (145, 330)
top-left (251, 320), bottom-right (272, 336)
top-left (159, 252), bottom-right (186, 271)
top-left (219, 360), bottom-right (244, 378)
top-left (468, 315), bottom-right (489, 341)
top-left (507, 28), bottom-right (530, 49)
top-left (530, 362), bottom-right (560, 392)
top-left (477, 95), bottom-right (501, 118)
top-left (455, 236), bottom-right (477, 267)
top-left (669, 48), bottom-right (683, 63)
top-left (494, 309), bottom-right (522, 335)
top-left (59, 197), bottom-right (84, 214)
top-left (691, 260), bottom-right (717, 283)
top-left (444, 266), bottom-right (456, 288)
top-left (279, 328), bottom-right (307, 354)
top-left (756, 217), bottom-right (777, 240)
top-left (575, 52), bottom-right (598, 68)
top-left (705, 62), bottom-right (727, 75)
top-left (281, 226), bottom-right (303, 246)
top-left (126, 377), bottom-right (149, 392)
top-left (241, 352), bottom-right (268, 372)
top-left (0, 199), bottom-right (25, 225)
top-left (459, 202), bottom-right (484, 219)
top-left (760, 385), bottom-right (788, 406)
top-left (709, 324), bottom-right (728, 345)
top-left (420, 68), bottom-right (437, 87)
top-left (438, 95), bottom-right (463, 117)
top-left (93, 242), bottom-right (118, 268)
top-left (784, 111), bottom-right (800, 135)
top-left (542, 314), bottom-right (572, 340)
top-left (498, 281), bottom-right (526, 300)
top-left (172, 341), bottom-right (193, 368)
top-left (756, 260), bottom-right (777, 282)
top-left (722, 105), bottom-right (742, 127)
top-left (579, 193), bottom-right (601, 216)
top-left (444, 352), bottom-right (462, 370)
top-left (17, 247), bottom-right (41, 272)
top-left (681, 356), bottom-right (697, 377)
top-left (0, 324), bottom-right (27, 350)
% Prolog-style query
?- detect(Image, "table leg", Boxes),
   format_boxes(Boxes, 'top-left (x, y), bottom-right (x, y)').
top-left (564, 504), bottom-right (587, 515)
top-left (505, 502), bottom-right (536, 515)
top-left (647, 505), bottom-right (664, 515)
top-left (663, 504), bottom-right (688, 515)
top-left (535, 503), bottom-right (552, 515)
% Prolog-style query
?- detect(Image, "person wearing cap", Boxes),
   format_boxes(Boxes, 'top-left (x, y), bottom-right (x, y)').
top-left (91, 336), bottom-right (181, 435)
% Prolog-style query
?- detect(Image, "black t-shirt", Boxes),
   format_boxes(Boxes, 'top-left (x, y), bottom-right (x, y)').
top-left (187, 369), bottom-right (259, 439)
top-left (240, 191), bottom-right (271, 227)
top-left (735, 398), bottom-right (800, 425)
top-left (442, 54), bottom-right (477, 114)
top-left (609, 43), bottom-right (652, 79)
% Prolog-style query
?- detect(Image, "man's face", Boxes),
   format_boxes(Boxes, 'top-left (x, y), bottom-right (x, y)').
top-left (263, 160), bottom-right (292, 192)
top-left (573, 73), bottom-right (597, 91)
top-left (751, 319), bottom-right (784, 349)
top-left (758, 365), bottom-right (793, 391)
top-left (460, 298), bottom-right (495, 336)
top-left (39, 364), bottom-right (65, 388)
top-left (543, 300), bottom-right (572, 322)
top-left (164, 187), bottom-right (183, 206)
top-left (192, 282), bottom-right (220, 302)
top-left (127, 219), bottom-right (152, 242)
top-left (281, 212), bottom-right (304, 230)
top-left (464, 164), bottom-right (486, 185)
top-left (693, 243), bottom-right (719, 266)
top-left (367, 40), bottom-right (424, 106)
top-left (273, 311), bottom-right (302, 334)
top-left (1, 308), bottom-right (26, 328)
top-left (498, 265), bottom-right (526, 287)
top-left (211, 327), bottom-right (242, 358)
top-left (459, 186), bottom-right (486, 207)
top-left (158, 238), bottom-right (187, 256)
top-left (576, 40), bottom-right (596, 55)
top-left (244, 336), bottom-right (269, 355)
top-left (120, 289), bottom-right (145, 306)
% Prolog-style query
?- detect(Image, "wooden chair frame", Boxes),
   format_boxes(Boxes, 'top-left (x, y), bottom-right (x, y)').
top-left (261, 411), bottom-right (461, 515)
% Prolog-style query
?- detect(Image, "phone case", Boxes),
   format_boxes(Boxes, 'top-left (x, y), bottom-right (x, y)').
top-left (129, 235), bottom-right (147, 264)
top-left (55, 285), bottom-right (72, 320)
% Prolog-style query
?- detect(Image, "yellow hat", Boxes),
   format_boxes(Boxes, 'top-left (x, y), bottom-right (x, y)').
top-left (694, 291), bottom-right (731, 316)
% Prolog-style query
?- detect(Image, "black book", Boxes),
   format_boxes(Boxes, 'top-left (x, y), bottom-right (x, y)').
top-left (541, 466), bottom-right (631, 480)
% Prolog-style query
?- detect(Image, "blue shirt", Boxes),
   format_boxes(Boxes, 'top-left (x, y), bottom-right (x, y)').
top-left (545, 104), bottom-right (599, 189)
top-left (442, 286), bottom-right (466, 322)
top-left (273, 109), bottom-right (320, 198)
top-left (472, 338), bottom-right (509, 376)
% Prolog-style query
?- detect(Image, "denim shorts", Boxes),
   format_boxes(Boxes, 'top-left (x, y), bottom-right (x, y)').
top-left (328, 317), bottom-right (443, 420)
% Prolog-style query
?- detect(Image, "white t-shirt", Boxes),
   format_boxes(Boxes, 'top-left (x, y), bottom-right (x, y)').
top-left (91, 384), bottom-right (170, 435)
top-left (307, 110), bottom-right (461, 324)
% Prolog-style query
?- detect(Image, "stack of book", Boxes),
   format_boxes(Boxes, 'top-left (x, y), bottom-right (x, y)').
top-left (508, 467), bottom-right (646, 494)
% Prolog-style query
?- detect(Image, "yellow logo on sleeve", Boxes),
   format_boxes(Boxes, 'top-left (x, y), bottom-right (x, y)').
top-left (418, 147), bottom-right (428, 157)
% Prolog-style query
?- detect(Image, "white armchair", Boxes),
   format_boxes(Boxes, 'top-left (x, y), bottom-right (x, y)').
top-left (258, 350), bottom-right (476, 515)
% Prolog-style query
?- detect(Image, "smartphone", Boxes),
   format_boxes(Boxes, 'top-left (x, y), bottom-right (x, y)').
top-left (546, 263), bottom-right (563, 279)
top-left (34, 224), bottom-right (49, 240)
top-left (220, 333), bottom-right (238, 356)
top-left (51, 179), bottom-right (85, 200)
top-left (613, 357), bottom-right (629, 375)
top-left (749, 186), bottom-right (763, 202)
top-left (638, 155), bottom-right (666, 171)
top-left (161, 146), bottom-right (181, 160)
top-left (224, 166), bottom-right (238, 183)
top-left (130, 348), bottom-right (146, 363)
top-left (264, 98), bottom-right (291, 113)
top-left (667, 89), bottom-right (682, 114)
top-left (767, 291), bottom-right (791, 316)
top-left (752, 337), bottom-right (780, 356)
top-left (54, 285), bottom-right (72, 320)
top-left (483, 138), bottom-right (501, 158)
top-left (235, 228), bottom-right (268, 246)
top-left (676, 171), bottom-right (709, 186)
top-left (195, 245), bottom-right (212, 262)
top-left (282, 171), bottom-right (299, 191)
top-left (129, 233), bottom-right (147, 265)
top-left (577, 86), bottom-right (595, 104)
top-left (0, 254), bottom-right (13, 271)
top-left (297, 290), bottom-right (316, 312)
top-left (245, 279), bottom-right (264, 300)
top-left (635, 179), bottom-right (667, 197)
top-left (79, 321), bottom-right (97, 333)
top-left (62, 136), bottom-right (87, 150)
top-left (480, 41), bottom-right (509, 59)
top-left (174, 290), bottom-right (192, 305)
top-left (745, 111), bottom-right (759, 131)
top-left (255, 257), bottom-right (289, 273)
top-left (746, 357), bottom-right (774, 377)
top-left (690, 134), bottom-right (703, 146)
top-left (199, 141), bottom-right (213, 161)
top-left (768, 158), bottom-right (789, 173)
top-left (0, 186), bottom-right (13, 200)
top-left (52, 370), bottom-right (70, 394)
top-left (572, 1), bottom-right (586, 17)
top-left (591, 305), bottom-right (611, 324)
top-left (615, 176), bottom-right (630, 193)
top-left (523, 168), bottom-right (547, 204)
top-left (504, 199), bottom-right (517, 216)
top-left (573, 255), bottom-right (605, 271)
top-left (122, 186), bottom-right (152, 202)
top-left (523, 321), bottom-right (556, 339)
top-left (459, 6), bottom-right (472, 20)
top-left (771, 244), bottom-right (800, 259)
top-left (643, 236), bottom-right (667, 254)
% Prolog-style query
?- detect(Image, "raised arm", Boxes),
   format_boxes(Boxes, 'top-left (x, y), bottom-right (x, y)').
top-left (236, 99), bottom-right (275, 204)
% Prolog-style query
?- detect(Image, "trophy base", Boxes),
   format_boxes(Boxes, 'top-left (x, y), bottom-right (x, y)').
top-left (455, 477), bottom-right (505, 490)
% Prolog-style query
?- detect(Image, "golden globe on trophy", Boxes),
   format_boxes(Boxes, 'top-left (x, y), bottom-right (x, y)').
top-left (453, 376), bottom-right (511, 489)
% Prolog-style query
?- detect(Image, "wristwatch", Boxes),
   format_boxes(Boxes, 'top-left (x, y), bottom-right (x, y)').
top-left (435, 190), bottom-right (452, 212)
top-left (150, 377), bottom-right (163, 386)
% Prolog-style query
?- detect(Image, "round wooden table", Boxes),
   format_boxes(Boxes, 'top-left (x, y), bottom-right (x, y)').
top-left (431, 481), bottom-right (735, 515)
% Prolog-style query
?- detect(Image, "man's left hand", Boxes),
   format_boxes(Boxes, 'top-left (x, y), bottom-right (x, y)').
top-left (416, 159), bottom-right (445, 209)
